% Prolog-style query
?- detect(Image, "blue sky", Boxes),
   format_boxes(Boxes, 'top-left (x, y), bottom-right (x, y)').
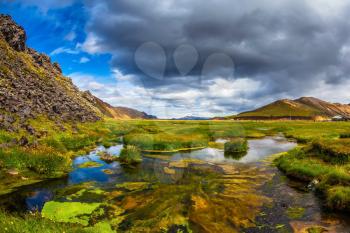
top-left (1, 0), bottom-right (350, 118)
top-left (0, 1), bottom-right (112, 79)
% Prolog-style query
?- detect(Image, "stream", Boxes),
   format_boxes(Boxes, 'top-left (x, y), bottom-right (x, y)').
top-left (1, 136), bottom-right (349, 232)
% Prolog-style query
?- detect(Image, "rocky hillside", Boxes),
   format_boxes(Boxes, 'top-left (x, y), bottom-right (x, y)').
top-left (84, 92), bottom-right (156, 120)
top-left (0, 15), bottom-right (154, 133)
top-left (232, 97), bottom-right (350, 120)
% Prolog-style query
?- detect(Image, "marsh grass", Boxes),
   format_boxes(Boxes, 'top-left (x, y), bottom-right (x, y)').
top-left (0, 146), bottom-right (71, 176)
top-left (312, 139), bottom-right (350, 164)
top-left (119, 145), bottom-right (142, 165)
top-left (224, 138), bottom-right (248, 153)
top-left (0, 209), bottom-right (96, 233)
top-left (123, 132), bottom-right (208, 151)
top-left (275, 147), bottom-right (350, 211)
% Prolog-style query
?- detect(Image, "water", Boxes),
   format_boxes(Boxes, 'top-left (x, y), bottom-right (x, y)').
top-left (1, 137), bottom-right (349, 232)
top-left (173, 136), bottom-right (297, 163)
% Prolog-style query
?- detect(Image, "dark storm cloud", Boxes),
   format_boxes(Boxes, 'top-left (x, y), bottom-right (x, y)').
top-left (81, 0), bottom-right (350, 115)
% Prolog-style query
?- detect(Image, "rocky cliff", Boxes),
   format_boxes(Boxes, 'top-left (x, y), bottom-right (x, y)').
top-left (0, 15), bottom-right (155, 134)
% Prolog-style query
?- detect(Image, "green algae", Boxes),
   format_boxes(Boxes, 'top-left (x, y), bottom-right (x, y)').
top-left (307, 226), bottom-right (328, 233)
top-left (78, 161), bottom-right (103, 168)
top-left (102, 169), bottom-right (114, 174)
top-left (111, 164), bottom-right (272, 232)
top-left (41, 201), bottom-right (102, 226)
top-left (286, 207), bottom-right (305, 219)
top-left (66, 188), bottom-right (106, 201)
top-left (116, 182), bottom-right (150, 191)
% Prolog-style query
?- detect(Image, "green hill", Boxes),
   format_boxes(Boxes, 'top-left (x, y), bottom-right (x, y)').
top-left (231, 97), bottom-right (350, 120)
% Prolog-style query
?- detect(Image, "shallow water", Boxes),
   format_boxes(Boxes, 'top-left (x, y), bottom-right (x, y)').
top-left (173, 136), bottom-right (297, 163)
top-left (1, 137), bottom-right (349, 232)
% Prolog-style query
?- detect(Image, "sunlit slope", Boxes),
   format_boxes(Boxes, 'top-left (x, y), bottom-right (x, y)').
top-left (232, 97), bottom-right (350, 120)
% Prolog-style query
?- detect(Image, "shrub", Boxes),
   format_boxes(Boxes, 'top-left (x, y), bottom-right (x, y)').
top-left (119, 145), bottom-right (142, 165)
top-left (224, 138), bottom-right (248, 153)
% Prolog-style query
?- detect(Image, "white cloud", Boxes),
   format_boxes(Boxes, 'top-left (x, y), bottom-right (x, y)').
top-left (19, 0), bottom-right (75, 12)
top-left (64, 31), bottom-right (77, 41)
top-left (79, 33), bottom-right (104, 54)
top-left (50, 47), bottom-right (79, 56)
top-left (208, 78), bottom-right (261, 98)
top-left (79, 57), bottom-right (90, 63)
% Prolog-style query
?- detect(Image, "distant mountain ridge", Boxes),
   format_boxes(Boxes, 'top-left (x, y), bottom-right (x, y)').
top-left (83, 92), bottom-right (157, 120)
top-left (232, 97), bottom-right (350, 120)
top-left (172, 116), bottom-right (210, 120)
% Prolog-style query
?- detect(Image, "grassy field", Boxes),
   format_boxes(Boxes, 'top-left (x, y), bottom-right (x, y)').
top-left (0, 119), bottom-right (350, 231)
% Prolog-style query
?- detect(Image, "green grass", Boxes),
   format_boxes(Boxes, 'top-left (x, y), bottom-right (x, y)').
top-left (1, 118), bottom-right (350, 212)
top-left (0, 146), bottom-right (71, 176)
top-left (325, 186), bottom-right (350, 211)
top-left (0, 209), bottom-right (97, 233)
top-left (224, 138), bottom-right (248, 153)
top-left (119, 145), bottom-right (142, 165)
top-left (312, 139), bottom-right (350, 164)
top-left (236, 100), bottom-right (320, 118)
top-left (123, 132), bottom-right (208, 151)
top-left (275, 146), bottom-right (350, 211)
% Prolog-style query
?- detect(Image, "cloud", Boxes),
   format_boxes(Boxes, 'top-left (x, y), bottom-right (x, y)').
top-left (64, 31), bottom-right (76, 41)
top-left (50, 47), bottom-right (79, 56)
top-left (79, 57), bottom-right (90, 63)
top-left (77, 0), bottom-right (350, 116)
top-left (17, 0), bottom-right (76, 12)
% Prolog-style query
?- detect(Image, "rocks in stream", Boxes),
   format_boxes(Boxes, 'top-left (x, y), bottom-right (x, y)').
top-left (98, 151), bottom-right (117, 163)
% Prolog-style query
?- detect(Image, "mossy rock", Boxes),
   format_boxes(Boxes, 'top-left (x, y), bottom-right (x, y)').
top-left (41, 201), bottom-right (102, 226)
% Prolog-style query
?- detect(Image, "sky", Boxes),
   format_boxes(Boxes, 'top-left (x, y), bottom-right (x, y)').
top-left (1, 0), bottom-right (350, 118)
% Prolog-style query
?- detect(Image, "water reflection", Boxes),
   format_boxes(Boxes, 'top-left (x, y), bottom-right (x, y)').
top-left (3, 138), bottom-right (296, 213)
top-left (172, 137), bottom-right (296, 163)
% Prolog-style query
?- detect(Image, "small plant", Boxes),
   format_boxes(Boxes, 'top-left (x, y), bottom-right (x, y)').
top-left (119, 145), bottom-right (142, 165)
top-left (224, 138), bottom-right (248, 153)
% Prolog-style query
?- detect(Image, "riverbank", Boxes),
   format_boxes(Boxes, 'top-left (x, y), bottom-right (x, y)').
top-left (0, 120), bottom-right (350, 232)
top-left (275, 139), bottom-right (350, 212)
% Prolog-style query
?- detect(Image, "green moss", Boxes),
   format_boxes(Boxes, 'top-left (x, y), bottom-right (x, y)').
top-left (286, 207), bottom-right (305, 219)
top-left (78, 161), bottom-right (103, 168)
top-left (41, 201), bottom-right (102, 226)
top-left (307, 226), bottom-right (328, 233)
top-left (116, 182), bottom-right (150, 191)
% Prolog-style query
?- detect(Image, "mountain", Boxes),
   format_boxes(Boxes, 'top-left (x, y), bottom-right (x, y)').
top-left (172, 116), bottom-right (211, 120)
top-left (232, 97), bottom-right (350, 120)
top-left (0, 15), bottom-right (155, 133)
top-left (83, 92), bottom-right (156, 119)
